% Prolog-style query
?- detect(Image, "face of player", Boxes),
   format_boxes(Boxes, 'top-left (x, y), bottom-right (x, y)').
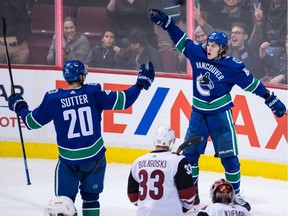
top-left (64, 21), bottom-right (76, 41)
top-left (230, 26), bottom-right (247, 48)
top-left (195, 31), bottom-right (207, 43)
top-left (101, 31), bottom-right (115, 48)
top-left (206, 42), bottom-right (221, 60)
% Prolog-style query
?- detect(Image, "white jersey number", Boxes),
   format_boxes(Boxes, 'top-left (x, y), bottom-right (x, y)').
top-left (63, 107), bottom-right (93, 139)
top-left (139, 169), bottom-right (164, 200)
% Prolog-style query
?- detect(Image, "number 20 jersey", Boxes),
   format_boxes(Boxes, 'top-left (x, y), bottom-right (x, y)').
top-left (19, 83), bottom-right (141, 165)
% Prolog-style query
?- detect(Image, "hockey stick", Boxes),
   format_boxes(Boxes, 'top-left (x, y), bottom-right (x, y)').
top-left (2, 17), bottom-right (31, 185)
top-left (175, 136), bottom-right (204, 154)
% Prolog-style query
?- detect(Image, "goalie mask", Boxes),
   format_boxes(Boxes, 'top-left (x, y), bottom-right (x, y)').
top-left (153, 126), bottom-right (175, 149)
top-left (210, 179), bottom-right (235, 204)
top-left (44, 196), bottom-right (77, 216)
top-left (62, 60), bottom-right (88, 82)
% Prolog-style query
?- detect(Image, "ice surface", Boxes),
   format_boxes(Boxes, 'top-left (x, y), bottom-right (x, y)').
top-left (0, 158), bottom-right (287, 216)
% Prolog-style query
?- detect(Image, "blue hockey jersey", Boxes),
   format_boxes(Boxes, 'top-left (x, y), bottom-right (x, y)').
top-left (19, 83), bottom-right (141, 164)
top-left (167, 26), bottom-right (268, 115)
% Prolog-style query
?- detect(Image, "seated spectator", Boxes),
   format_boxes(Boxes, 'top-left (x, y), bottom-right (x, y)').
top-left (115, 29), bottom-right (163, 71)
top-left (86, 28), bottom-right (120, 69)
top-left (47, 16), bottom-right (90, 65)
top-left (0, 0), bottom-right (31, 64)
top-left (106, 0), bottom-right (157, 49)
top-left (258, 34), bottom-right (287, 85)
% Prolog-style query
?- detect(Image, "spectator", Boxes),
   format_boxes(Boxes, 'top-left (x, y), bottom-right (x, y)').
top-left (0, 0), bottom-right (31, 64)
top-left (204, 0), bottom-right (254, 37)
top-left (47, 16), bottom-right (90, 65)
top-left (263, 0), bottom-right (287, 45)
top-left (258, 34), bottom-right (287, 85)
top-left (86, 28), bottom-right (120, 69)
top-left (127, 126), bottom-right (196, 216)
top-left (106, 0), bottom-right (157, 48)
top-left (116, 29), bottom-right (163, 71)
top-left (194, 26), bottom-right (208, 43)
top-left (197, 179), bottom-right (250, 216)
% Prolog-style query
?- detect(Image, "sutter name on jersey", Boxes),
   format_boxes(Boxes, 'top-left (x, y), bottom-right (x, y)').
top-left (138, 159), bottom-right (167, 169)
top-left (61, 94), bottom-right (89, 108)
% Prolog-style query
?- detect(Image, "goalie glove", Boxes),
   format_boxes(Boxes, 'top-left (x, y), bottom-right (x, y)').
top-left (149, 9), bottom-right (175, 31)
top-left (8, 93), bottom-right (28, 114)
top-left (265, 92), bottom-right (286, 118)
top-left (136, 61), bottom-right (155, 90)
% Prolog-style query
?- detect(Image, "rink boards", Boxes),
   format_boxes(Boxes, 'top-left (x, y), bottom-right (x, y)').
top-left (0, 68), bottom-right (287, 180)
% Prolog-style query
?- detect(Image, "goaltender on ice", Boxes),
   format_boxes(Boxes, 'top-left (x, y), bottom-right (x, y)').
top-left (8, 59), bottom-right (155, 216)
top-left (148, 8), bottom-right (287, 212)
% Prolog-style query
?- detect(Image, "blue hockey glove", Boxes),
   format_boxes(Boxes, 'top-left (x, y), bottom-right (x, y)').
top-left (265, 92), bottom-right (287, 118)
top-left (136, 61), bottom-right (155, 90)
top-left (149, 9), bottom-right (175, 30)
top-left (8, 93), bottom-right (28, 114)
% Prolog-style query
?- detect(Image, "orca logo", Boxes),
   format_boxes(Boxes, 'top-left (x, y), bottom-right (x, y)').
top-left (196, 72), bottom-right (214, 96)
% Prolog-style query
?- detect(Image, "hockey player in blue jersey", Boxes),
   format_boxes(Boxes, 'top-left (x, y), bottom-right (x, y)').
top-left (149, 9), bottom-right (287, 212)
top-left (8, 59), bottom-right (155, 216)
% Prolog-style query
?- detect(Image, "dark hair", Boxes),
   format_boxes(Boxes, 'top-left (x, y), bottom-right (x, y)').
top-left (101, 27), bottom-right (116, 39)
top-left (127, 29), bottom-right (148, 46)
top-left (231, 22), bottom-right (247, 34)
top-left (63, 16), bottom-right (77, 27)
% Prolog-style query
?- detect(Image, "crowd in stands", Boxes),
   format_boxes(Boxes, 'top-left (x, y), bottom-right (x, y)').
top-left (0, 0), bottom-right (287, 84)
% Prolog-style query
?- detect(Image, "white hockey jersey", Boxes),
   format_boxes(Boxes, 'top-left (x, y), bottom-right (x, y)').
top-left (198, 202), bottom-right (250, 216)
top-left (127, 150), bottom-right (196, 216)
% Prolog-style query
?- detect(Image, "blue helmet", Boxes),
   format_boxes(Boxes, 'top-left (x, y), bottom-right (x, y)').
top-left (62, 60), bottom-right (88, 82)
top-left (207, 31), bottom-right (228, 47)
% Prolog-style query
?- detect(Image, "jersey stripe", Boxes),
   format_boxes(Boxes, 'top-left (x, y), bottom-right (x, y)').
top-left (175, 34), bottom-right (187, 53)
top-left (58, 137), bottom-right (104, 161)
top-left (25, 113), bottom-right (42, 129)
top-left (113, 91), bottom-right (126, 110)
top-left (193, 93), bottom-right (232, 111)
top-left (244, 78), bottom-right (260, 93)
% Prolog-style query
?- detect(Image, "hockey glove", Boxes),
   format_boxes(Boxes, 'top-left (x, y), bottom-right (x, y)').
top-left (149, 9), bottom-right (175, 31)
top-left (8, 93), bottom-right (28, 114)
top-left (265, 92), bottom-right (286, 118)
top-left (136, 61), bottom-right (155, 90)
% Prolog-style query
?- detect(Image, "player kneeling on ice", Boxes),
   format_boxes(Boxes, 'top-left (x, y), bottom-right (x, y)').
top-left (197, 179), bottom-right (250, 216)
top-left (8, 60), bottom-right (155, 216)
top-left (149, 8), bottom-right (287, 212)
top-left (127, 126), bottom-right (197, 216)
top-left (45, 196), bottom-right (77, 216)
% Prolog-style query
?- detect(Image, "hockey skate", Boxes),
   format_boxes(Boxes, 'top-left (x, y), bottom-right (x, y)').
top-left (234, 193), bottom-right (251, 211)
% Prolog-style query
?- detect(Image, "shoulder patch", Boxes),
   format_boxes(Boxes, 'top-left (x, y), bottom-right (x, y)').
top-left (47, 89), bottom-right (58, 94)
top-left (232, 57), bottom-right (243, 64)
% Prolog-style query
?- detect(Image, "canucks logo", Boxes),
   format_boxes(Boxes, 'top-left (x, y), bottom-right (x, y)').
top-left (196, 72), bottom-right (214, 96)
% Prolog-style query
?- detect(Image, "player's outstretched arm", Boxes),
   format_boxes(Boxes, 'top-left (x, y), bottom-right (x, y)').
top-left (264, 92), bottom-right (287, 117)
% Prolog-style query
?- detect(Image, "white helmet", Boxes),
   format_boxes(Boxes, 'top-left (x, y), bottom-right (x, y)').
top-left (210, 179), bottom-right (235, 204)
top-left (44, 196), bottom-right (77, 216)
top-left (153, 126), bottom-right (175, 148)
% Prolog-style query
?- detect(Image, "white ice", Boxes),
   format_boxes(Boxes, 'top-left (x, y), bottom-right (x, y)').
top-left (0, 158), bottom-right (287, 216)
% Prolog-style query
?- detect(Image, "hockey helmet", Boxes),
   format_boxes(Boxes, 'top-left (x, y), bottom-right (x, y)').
top-left (44, 196), bottom-right (77, 216)
top-left (210, 179), bottom-right (235, 204)
top-left (153, 126), bottom-right (176, 148)
top-left (207, 31), bottom-right (228, 47)
top-left (62, 60), bottom-right (87, 82)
